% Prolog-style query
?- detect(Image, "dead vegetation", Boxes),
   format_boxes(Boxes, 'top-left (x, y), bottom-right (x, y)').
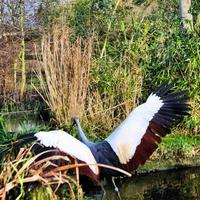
top-left (35, 25), bottom-right (92, 126)
top-left (34, 24), bottom-right (143, 134)
top-left (0, 146), bottom-right (83, 200)
top-left (0, 143), bottom-right (131, 199)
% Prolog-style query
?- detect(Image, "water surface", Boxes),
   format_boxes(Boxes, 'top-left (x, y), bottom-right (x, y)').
top-left (90, 168), bottom-right (200, 200)
top-left (3, 112), bottom-right (44, 132)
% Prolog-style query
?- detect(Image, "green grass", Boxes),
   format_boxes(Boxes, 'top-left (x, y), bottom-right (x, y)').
top-left (162, 134), bottom-right (200, 149)
top-left (159, 133), bottom-right (200, 159)
top-left (137, 133), bottom-right (200, 173)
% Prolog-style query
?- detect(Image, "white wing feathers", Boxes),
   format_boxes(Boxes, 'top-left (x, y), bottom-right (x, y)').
top-left (35, 130), bottom-right (99, 175)
top-left (105, 93), bottom-right (163, 164)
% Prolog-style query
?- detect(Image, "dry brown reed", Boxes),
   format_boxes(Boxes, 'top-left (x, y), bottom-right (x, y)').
top-left (34, 24), bottom-right (142, 136)
top-left (34, 25), bottom-right (92, 127)
top-left (0, 146), bottom-right (83, 200)
top-left (0, 145), bottom-right (131, 199)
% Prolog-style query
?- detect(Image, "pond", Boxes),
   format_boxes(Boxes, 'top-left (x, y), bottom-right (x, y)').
top-left (88, 168), bottom-right (200, 200)
top-left (2, 112), bottom-right (45, 132)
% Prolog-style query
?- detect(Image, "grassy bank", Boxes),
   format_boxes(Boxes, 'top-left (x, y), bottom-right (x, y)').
top-left (138, 133), bottom-right (200, 173)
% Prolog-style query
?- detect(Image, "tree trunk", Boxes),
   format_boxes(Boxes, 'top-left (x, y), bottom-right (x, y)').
top-left (19, 0), bottom-right (26, 99)
top-left (179, 0), bottom-right (193, 31)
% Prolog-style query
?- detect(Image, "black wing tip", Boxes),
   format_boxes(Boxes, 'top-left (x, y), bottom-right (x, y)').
top-left (153, 81), bottom-right (175, 97)
top-left (154, 81), bottom-right (190, 101)
top-left (152, 81), bottom-right (191, 129)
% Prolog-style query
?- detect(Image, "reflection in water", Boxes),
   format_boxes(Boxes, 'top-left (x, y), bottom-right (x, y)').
top-left (90, 168), bottom-right (200, 200)
top-left (4, 113), bottom-right (42, 132)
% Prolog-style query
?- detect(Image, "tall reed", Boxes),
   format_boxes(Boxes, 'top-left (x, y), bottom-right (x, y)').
top-left (85, 60), bottom-right (143, 139)
top-left (35, 25), bottom-right (92, 127)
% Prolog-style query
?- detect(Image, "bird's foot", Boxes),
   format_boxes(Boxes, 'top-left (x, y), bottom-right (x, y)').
top-left (112, 177), bottom-right (122, 200)
top-left (114, 186), bottom-right (122, 200)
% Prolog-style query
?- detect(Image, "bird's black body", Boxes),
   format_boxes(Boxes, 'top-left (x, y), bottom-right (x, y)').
top-left (89, 141), bottom-right (123, 177)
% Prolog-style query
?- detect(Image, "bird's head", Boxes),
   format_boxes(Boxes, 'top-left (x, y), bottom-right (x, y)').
top-left (71, 117), bottom-right (80, 127)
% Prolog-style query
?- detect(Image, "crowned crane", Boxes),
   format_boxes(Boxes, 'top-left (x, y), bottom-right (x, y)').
top-left (4, 82), bottom-right (190, 198)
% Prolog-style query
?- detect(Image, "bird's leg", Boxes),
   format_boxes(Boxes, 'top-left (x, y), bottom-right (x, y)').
top-left (112, 177), bottom-right (122, 200)
top-left (99, 182), bottom-right (106, 200)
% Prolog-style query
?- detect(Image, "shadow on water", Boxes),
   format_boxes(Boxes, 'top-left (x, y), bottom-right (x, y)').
top-left (88, 168), bottom-right (200, 200)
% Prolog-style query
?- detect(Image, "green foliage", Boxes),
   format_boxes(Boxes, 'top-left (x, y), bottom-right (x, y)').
top-left (159, 134), bottom-right (200, 159)
top-left (37, 0), bottom-right (73, 31)
top-left (0, 117), bottom-right (10, 141)
top-left (72, 0), bottom-right (199, 133)
top-left (192, 0), bottom-right (200, 22)
top-left (35, 0), bottom-right (199, 134)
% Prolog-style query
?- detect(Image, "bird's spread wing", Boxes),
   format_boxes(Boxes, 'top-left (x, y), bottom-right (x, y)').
top-left (35, 130), bottom-right (99, 175)
top-left (105, 82), bottom-right (190, 170)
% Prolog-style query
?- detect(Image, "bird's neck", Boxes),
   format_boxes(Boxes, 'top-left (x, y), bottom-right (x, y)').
top-left (77, 123), bottom-right (94, 147)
